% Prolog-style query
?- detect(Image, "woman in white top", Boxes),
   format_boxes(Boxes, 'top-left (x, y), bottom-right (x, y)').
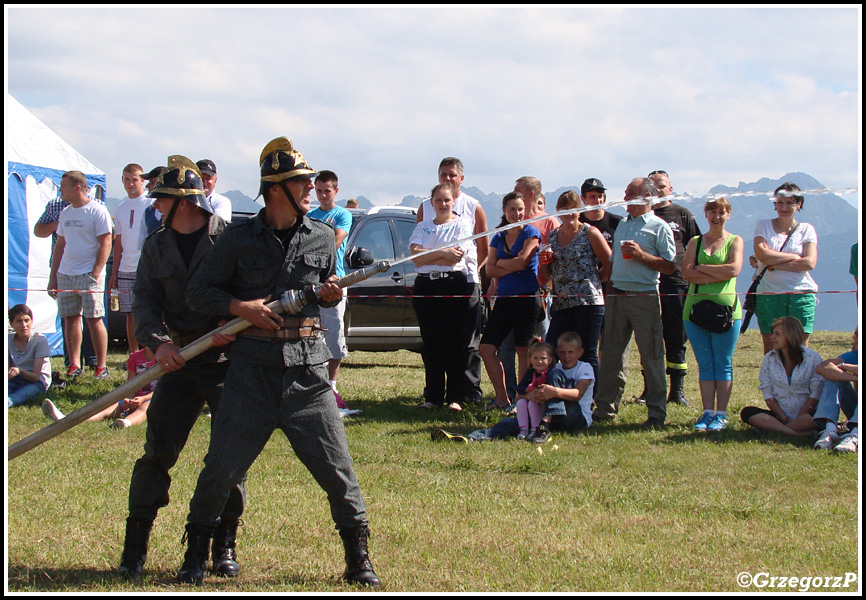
top-left (8, 304), bottom-right (52, 408)
top-left (740, 316), bottom-right (823, 437)
top-left (753, 182), bottom-right (818, 354)
top-left (410, 183), bottom-right (475, 411)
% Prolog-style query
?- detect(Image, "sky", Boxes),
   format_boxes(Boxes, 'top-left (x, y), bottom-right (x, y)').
top-left (5, 5), bottom-right (861, 206)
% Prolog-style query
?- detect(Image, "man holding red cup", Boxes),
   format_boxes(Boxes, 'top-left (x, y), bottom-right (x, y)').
top-left (592, 178), bottom-right (676, 429)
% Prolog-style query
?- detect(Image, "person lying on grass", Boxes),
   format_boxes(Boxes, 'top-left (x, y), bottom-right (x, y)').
top-left (42, 348), bottom-right (156, 429)
top-left (433, 331), bottom-right (595, 444)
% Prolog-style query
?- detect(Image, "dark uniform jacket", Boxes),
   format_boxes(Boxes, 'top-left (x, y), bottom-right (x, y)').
top-left (652, 202), bottom-right (702, 288)
top-left (186, 209), bottom-right (336, 368)
top-left (133, 214), bottom-right (227, 356)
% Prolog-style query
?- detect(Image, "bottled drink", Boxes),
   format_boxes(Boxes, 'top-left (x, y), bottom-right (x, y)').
top-left (110, 289), bottom-right (120, 312)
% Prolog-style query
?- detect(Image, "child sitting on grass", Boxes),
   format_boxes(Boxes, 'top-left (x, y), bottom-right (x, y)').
top-left (515, 341), bottom-right (554, 441)
top-left (42, 348), bottom-right (156, 429)
top-left (433, 331), bottom-right (595, 444)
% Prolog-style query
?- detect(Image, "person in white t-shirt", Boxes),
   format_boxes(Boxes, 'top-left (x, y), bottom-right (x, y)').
top-left (753, 182), bottom-right (818, 354)
top-left (47, 170), bottom-right (114, 380)
top-left (109, 163), bottom-right (151, 353)
top-left (197, 159), bottom-right (232, 222)
top-left (416, 157), bottom-right (488, 403)
top-left (411, 183), bottom-right (476, 410)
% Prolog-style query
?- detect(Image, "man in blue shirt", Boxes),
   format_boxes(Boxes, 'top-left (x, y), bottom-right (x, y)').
top-left (593, 178), bottom-right (676, 428)
top-left (309, 170), bottom-right (354, 412)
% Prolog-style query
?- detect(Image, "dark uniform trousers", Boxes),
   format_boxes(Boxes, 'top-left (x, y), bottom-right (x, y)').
top-left (128, 358), bottom-right (246, 522)
top-left (658, 280), bottom-right (690, 375)
top-left (187, 361), bottom-right (367, 530)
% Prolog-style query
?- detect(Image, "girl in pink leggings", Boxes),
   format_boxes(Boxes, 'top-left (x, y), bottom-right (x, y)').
top-left (515, 341), bottom-right (554, 440)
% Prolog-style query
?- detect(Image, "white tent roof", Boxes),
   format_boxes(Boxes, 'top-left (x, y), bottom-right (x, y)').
top-left (7, 94), bottom-right (104, 175)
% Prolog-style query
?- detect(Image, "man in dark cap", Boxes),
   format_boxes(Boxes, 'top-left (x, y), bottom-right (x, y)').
top-left (196, 159), bottom-right (232, 222)
top-left (579, 178), bottom-right (622, 251)
top-left (140, 166), bottom-right (165, 235)
top-left (179, 137), bottom-right (380, 587)
top-left (117, 155), bottom-right (246, 581)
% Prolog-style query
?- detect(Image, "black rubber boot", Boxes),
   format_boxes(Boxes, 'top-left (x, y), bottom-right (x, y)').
top-left (118, 517), bottom-right (153, 580)
top-left (211, 518), bottom-right (241, 578)
top-left (339, 526), bottom-right (382, 587)
top-left (177, 523), bottom-right (215, 586)
top-left (667, 372), bottom-right (689, 406)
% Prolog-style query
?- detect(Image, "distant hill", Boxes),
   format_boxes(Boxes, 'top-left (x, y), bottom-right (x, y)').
top-left (223, 190), bottom-right (262, 214)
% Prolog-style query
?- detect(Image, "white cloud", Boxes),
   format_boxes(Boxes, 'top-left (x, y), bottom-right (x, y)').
top-left (7, 6), bottom-right (860, 204)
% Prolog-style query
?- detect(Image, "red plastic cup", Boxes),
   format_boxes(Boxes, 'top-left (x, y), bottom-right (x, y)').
top-left (620, 241), bottom-right (633, 259)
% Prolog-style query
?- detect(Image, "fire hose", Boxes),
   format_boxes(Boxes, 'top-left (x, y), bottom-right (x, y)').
top-left (7, 262), bottom-right (391, 461)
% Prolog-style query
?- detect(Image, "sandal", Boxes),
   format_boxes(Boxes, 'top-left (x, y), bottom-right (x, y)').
top-left (417, 401), bottom-right (437, 410)
top-left (484, 400), bottom-right (507, 411)
top-left (446, 402), bottom-right (463, 412)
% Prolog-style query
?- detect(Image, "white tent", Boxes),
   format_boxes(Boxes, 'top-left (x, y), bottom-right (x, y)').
top-left (7, 94), bottom-right (107, 355)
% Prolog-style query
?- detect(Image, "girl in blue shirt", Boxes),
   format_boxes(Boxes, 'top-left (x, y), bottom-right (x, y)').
top-left (480, 191), bottom-right (542, 410)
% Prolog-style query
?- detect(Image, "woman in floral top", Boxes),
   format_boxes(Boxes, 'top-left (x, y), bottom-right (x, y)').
top-left (740, 316), bottom-right (823, 437)
top-left (539, 191), bottom-right (611, 387)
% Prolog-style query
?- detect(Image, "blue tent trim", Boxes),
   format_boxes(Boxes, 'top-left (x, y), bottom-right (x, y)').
top-left (8, 161), bottom-right (107, 193)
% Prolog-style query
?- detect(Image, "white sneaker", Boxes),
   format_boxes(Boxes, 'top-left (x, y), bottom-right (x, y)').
top-left (813, 429), bottom-right (841, 450)
top-left (41, 399), bottom-right (65, 422)
top-left (833, 433), bottom-right (858, 453)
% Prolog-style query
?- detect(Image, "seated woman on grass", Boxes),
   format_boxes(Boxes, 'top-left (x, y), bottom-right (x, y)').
top-left (740, 316), bottom-right (823, 437)
top-left (8, 304), bottom-right (52, 408)
top-left (42, 348), bottom-right (156, 429)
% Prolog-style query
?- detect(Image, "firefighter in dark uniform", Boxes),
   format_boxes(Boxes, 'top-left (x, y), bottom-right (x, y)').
top-left (177, 137), bottom-right (380, 587)
top-left (118, 155), bottom-right (246, 580)
top-left (648, 170), bottom-right (702, 405)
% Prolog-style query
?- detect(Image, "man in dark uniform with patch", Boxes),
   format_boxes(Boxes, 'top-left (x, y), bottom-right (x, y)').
top-left (178, 137), bottom-right (380, 587)
top-left (648, 170), bottom-right (702, 406)
top-left (119, 156), bottom-right (246, 580)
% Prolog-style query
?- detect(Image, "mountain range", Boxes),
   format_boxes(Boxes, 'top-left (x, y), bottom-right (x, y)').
top-left (106, 172), bottom-right (858, 331)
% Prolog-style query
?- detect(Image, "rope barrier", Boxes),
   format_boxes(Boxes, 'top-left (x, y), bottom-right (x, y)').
top-left (8, 288), bottom-right (856, 299)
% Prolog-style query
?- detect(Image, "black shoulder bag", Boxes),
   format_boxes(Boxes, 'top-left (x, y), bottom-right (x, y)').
top-left (688, 235), bottom-right (734, 334)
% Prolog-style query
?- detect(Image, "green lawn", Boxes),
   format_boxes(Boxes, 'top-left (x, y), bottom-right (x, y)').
top-left (6, 330), bottom-right (859, 592)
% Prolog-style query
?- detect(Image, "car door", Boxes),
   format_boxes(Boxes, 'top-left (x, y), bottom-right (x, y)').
top-left (344, 215), bottom-right (406, 342)
top-left (391, 215), bottom-right (420, 337)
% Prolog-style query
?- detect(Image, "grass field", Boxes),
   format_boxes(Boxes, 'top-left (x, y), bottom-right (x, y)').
top-left (6, 329), bottom-right (860, 593)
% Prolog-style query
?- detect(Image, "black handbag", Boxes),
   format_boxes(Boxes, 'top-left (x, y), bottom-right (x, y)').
top-left (688, 235), bottom-right (734, 334)
top-left (742, 276), bottom-right (761, 313)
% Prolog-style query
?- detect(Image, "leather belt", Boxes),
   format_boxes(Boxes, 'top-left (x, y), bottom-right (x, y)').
top-left (238, 316), bottom-right (323, 340)
top-left (610, 287), bottom-right (658, 296)
top-left (417, 271), bottom-right (463, 280)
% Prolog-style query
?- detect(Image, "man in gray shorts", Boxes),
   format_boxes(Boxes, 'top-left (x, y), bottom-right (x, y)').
top-left (47, 170), bottom-right (113, 380)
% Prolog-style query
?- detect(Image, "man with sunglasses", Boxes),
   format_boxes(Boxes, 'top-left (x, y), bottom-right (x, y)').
top-left (646, 170), bottom-right (701, 407)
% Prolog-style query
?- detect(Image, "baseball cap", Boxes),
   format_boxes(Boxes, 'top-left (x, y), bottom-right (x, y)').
top-left (141, 166), bottom-right (165, 180)
top-left (196, 159), bottom-right (217, 176)
top-left (580, 178), bottom-right (606, 195)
